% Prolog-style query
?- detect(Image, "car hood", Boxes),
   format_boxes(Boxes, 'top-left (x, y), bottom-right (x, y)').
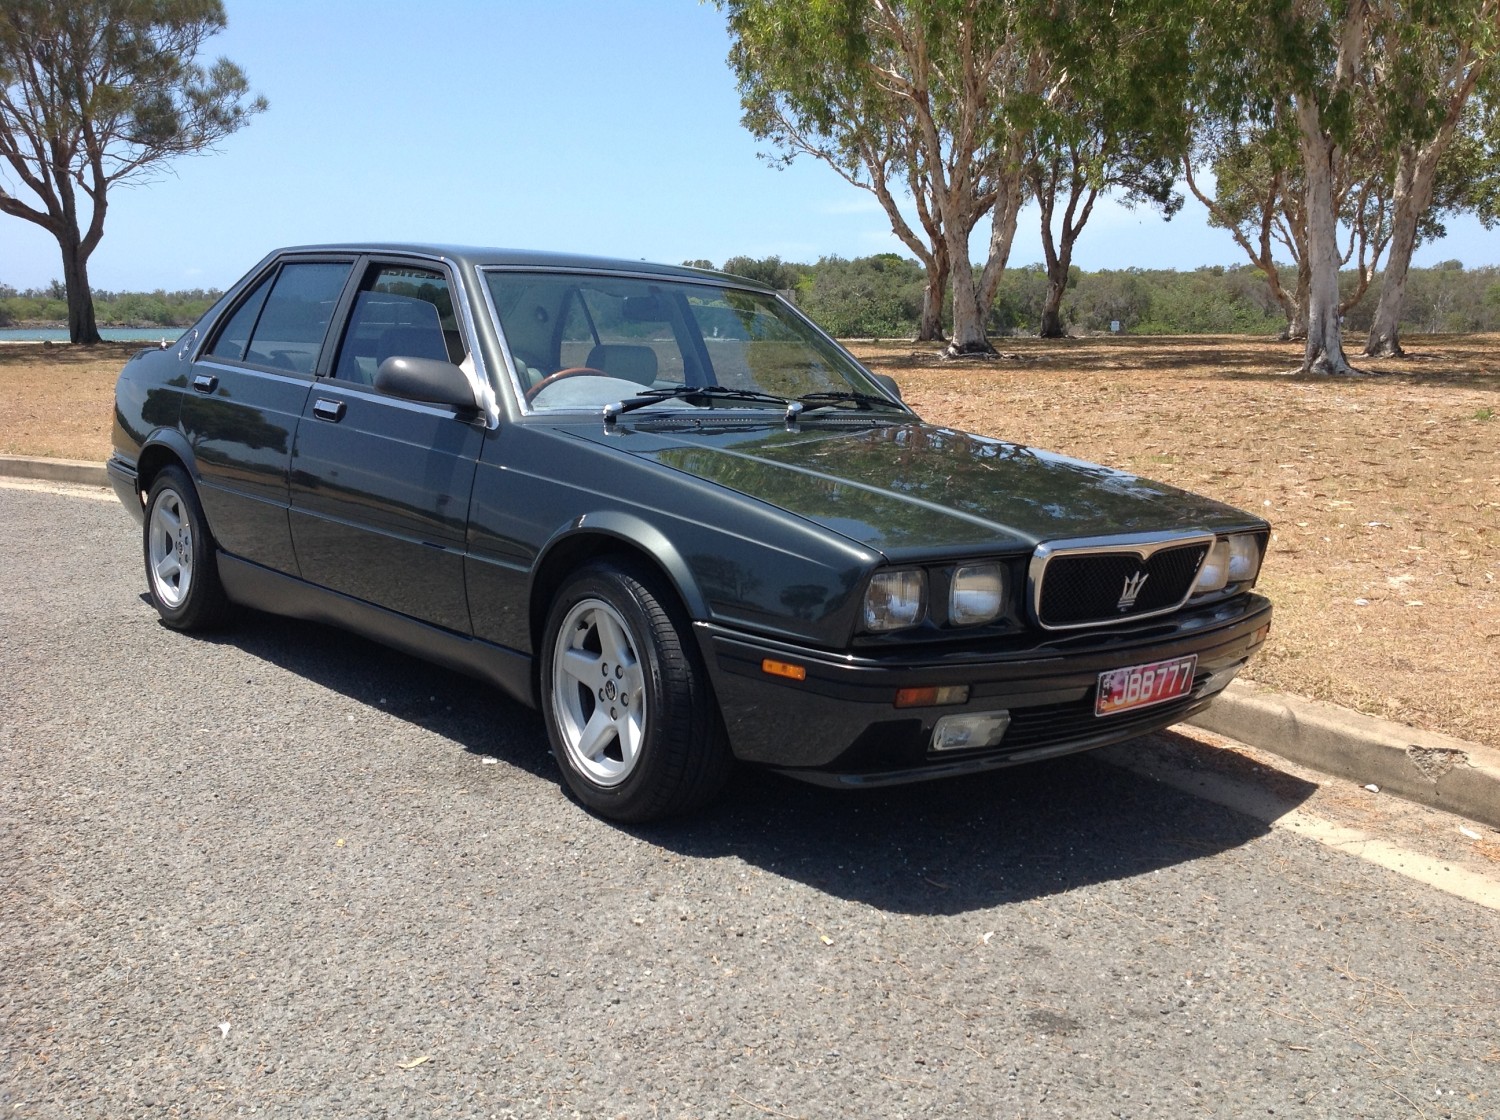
top-left (571, 418), bottom-right (1262, 560)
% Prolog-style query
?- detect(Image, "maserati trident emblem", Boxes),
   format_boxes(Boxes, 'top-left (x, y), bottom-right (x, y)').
top-left (1117, 570), bottom-right (1149, 611)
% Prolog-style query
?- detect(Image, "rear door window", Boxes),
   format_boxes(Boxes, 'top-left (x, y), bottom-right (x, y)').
top-left (207, 261), bottom-right (352, 374)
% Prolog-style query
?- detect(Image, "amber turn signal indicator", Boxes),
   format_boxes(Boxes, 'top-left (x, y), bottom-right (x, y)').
top-left (761, 658), bottom-right (807, 681)
top-left (894, 685), bottom-right (970, 709)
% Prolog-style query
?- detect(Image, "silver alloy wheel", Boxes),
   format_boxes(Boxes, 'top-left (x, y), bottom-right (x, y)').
top-left (147, 486), bottom-right (193, 609)
top-left (551, 596), bottom-right (649, 788)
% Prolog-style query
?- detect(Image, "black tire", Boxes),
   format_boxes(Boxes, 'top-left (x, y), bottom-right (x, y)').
top-left (540, 559), bottom-right (733, 822)
top-left (142, 466), bottom-right (232, 631)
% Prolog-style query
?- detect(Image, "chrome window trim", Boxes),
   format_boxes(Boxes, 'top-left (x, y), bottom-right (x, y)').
top-left (192, 358), bottom-right (315, 387)
top-left (305, 378), bottom-right (490, 423)
top-left (1028, 530), bottom-right (1217, 632)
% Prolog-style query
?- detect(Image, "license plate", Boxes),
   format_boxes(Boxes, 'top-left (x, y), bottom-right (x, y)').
top-left (1095, 655), bottom-right (1198, 717)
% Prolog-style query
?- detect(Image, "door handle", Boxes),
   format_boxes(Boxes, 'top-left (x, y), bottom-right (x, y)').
top-left (312, 398), bottom-right (346, 423)
top-left (192, 373), bottom-right (218, 393)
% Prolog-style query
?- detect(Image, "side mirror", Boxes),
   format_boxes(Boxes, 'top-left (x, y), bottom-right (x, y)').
top-left (873, 373), bottom-right (904, 402)
top-left (375, 356), bottom-right (478, 411)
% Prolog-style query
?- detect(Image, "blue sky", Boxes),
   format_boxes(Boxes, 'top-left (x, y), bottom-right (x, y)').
top-left (2, 0), bottom-right (1495, 292)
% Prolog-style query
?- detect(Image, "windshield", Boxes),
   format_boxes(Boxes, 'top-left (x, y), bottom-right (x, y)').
top-left (483, 270), bottom-right (905, 414)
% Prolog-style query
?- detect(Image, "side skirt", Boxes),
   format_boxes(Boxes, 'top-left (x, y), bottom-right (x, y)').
top-left (217, 552), bottom-right (536, 708)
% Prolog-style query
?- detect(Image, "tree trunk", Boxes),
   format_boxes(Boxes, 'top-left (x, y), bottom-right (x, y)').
top-left (916, 244), bottom-right (949, 341)
top-left (1039, 263), bottom-right (1068, 338)
top-left (943, 202), bottom-right (995, 355)
top-left (975, 162), bottom-right (1027, 337)
top-left (1280, 263), bottom-right (1310, 341)
top-left (1295, 101), bottom-right (1355, 375)
top-left (1365, 144), bottom-right (1437, 358)
top-left (945, 251), bottom-right (993, 355)
top-left (60, 234), bottom-right (102, 345)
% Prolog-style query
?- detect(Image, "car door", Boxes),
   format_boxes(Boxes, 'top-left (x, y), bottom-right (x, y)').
top-left (287, 258), bottom-right (484, 633)
top-left (183, 256), bottom-right (356, 574)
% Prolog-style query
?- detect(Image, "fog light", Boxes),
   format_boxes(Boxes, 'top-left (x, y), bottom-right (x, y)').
top-left (931, 711), bottom-right (1011, 752)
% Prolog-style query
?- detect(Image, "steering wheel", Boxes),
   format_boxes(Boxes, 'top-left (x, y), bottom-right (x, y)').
top-left (525, 366), bottom-right (609, 403)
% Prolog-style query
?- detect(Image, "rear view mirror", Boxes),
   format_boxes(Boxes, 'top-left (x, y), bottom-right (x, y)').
top-left (873, 373), bottom-right (904, 401)
top-left (375, 356), bottom-right (478, 411)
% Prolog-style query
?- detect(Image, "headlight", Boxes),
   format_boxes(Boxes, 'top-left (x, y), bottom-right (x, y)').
top-left (1195, 533), bottom-right (1264, 594)
top-left (862, 569), bottom-right (926, 632)
top-left (950, 563), bottom-right (1004, 626)
top-left (1227, 534), bottom-right (1263, 582)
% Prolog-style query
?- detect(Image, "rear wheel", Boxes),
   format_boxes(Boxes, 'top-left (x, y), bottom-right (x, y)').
top-left (540, 560), bottom-right (732, 822)
top-left (143, 466), bottom-right (231, 630)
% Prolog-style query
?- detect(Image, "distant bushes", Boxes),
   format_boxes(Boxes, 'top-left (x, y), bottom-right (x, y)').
top-left (9, 259), bottom-right (1499, 338)
top-left (0, 282), bottom-right (220, 328)
top-left (693, 255), bottom-right (1500, 338)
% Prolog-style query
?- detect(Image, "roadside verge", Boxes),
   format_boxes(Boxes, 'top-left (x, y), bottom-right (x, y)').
top-left (1189, 681), bottom-right (1500, 831)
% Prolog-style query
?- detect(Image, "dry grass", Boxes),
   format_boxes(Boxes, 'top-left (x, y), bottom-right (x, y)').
top-left (4, 334), bottom-right (1497, 747)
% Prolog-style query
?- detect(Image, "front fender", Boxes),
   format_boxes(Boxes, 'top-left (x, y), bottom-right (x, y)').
top-left (532, 510), bottom-right (711, 621)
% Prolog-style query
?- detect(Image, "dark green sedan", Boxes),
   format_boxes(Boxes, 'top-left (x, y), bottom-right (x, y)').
top-left (109, 245), bottom-right (1272, 822)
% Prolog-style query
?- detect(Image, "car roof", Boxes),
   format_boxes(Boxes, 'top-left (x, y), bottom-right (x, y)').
top-left (270, 243), bottom-right (771, 290)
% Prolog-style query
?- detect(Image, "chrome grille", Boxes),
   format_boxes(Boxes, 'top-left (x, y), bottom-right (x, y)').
top-left (1031, 533), bottom-right (1214, 631)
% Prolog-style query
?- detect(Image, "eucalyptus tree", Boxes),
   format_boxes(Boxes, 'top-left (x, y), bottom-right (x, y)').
top-left (1018, 0), bottom-right (1192, 339)
top-left (720, 0), bottom-right (1047, 354)
top-left (1184, 116), bottom-right (1311, 337)
top-left (1191, 0), bottom-right (1500, 373)
top-left (0, 0), bottom-right (264, 343)
top-left (1363, 0), bottom-right (1500, 357)
top-left (1185, 108), bottom-right (1397, 340)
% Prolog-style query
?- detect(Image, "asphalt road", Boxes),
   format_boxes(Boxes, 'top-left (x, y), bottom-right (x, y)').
top-left (3, 483), bottom-right (1498, 1119)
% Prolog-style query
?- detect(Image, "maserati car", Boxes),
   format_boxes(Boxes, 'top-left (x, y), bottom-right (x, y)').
top-left (108, 245), bottom-right (1272, 822)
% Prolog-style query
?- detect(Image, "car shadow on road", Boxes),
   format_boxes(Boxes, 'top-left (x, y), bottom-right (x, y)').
top-left (632, 740), bottom-right (1318, 915)
top-left (182, 605), bottom-right (557, 781)
top-left (190, 606), bottom-right (1318, 917)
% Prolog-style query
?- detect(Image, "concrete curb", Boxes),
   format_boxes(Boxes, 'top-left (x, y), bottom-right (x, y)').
top-left (4, 454), bottom-right (1496, 829)
top-left (1189, 681), bottom-right (1500, 831)
top-left (0, 453), bottom-right (109, 487)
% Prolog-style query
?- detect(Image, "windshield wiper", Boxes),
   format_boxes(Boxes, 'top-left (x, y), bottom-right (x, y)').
top-left (795, 389), bottom-right (904, 412)
top-left (604, 385), bottom-right (794, 423)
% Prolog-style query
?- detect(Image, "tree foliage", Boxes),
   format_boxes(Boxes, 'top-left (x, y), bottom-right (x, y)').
top-left (720, 0), bottom-right (1048, 353)
top-left (0, 0), bottom-right (264, 343)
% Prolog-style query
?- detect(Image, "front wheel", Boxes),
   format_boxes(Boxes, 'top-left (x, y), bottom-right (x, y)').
top-left (143, 466), bottom-right (231, 630)
top-left (540, 560), bottom-right (732, 822)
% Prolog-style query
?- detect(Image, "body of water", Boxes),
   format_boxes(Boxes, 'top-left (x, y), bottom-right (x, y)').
top-left (0, 327), bottom-right (184, 343)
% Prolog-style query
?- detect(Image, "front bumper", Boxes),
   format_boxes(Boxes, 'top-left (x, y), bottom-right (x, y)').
top-left (696, 593), bottom-right (1273, 785)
